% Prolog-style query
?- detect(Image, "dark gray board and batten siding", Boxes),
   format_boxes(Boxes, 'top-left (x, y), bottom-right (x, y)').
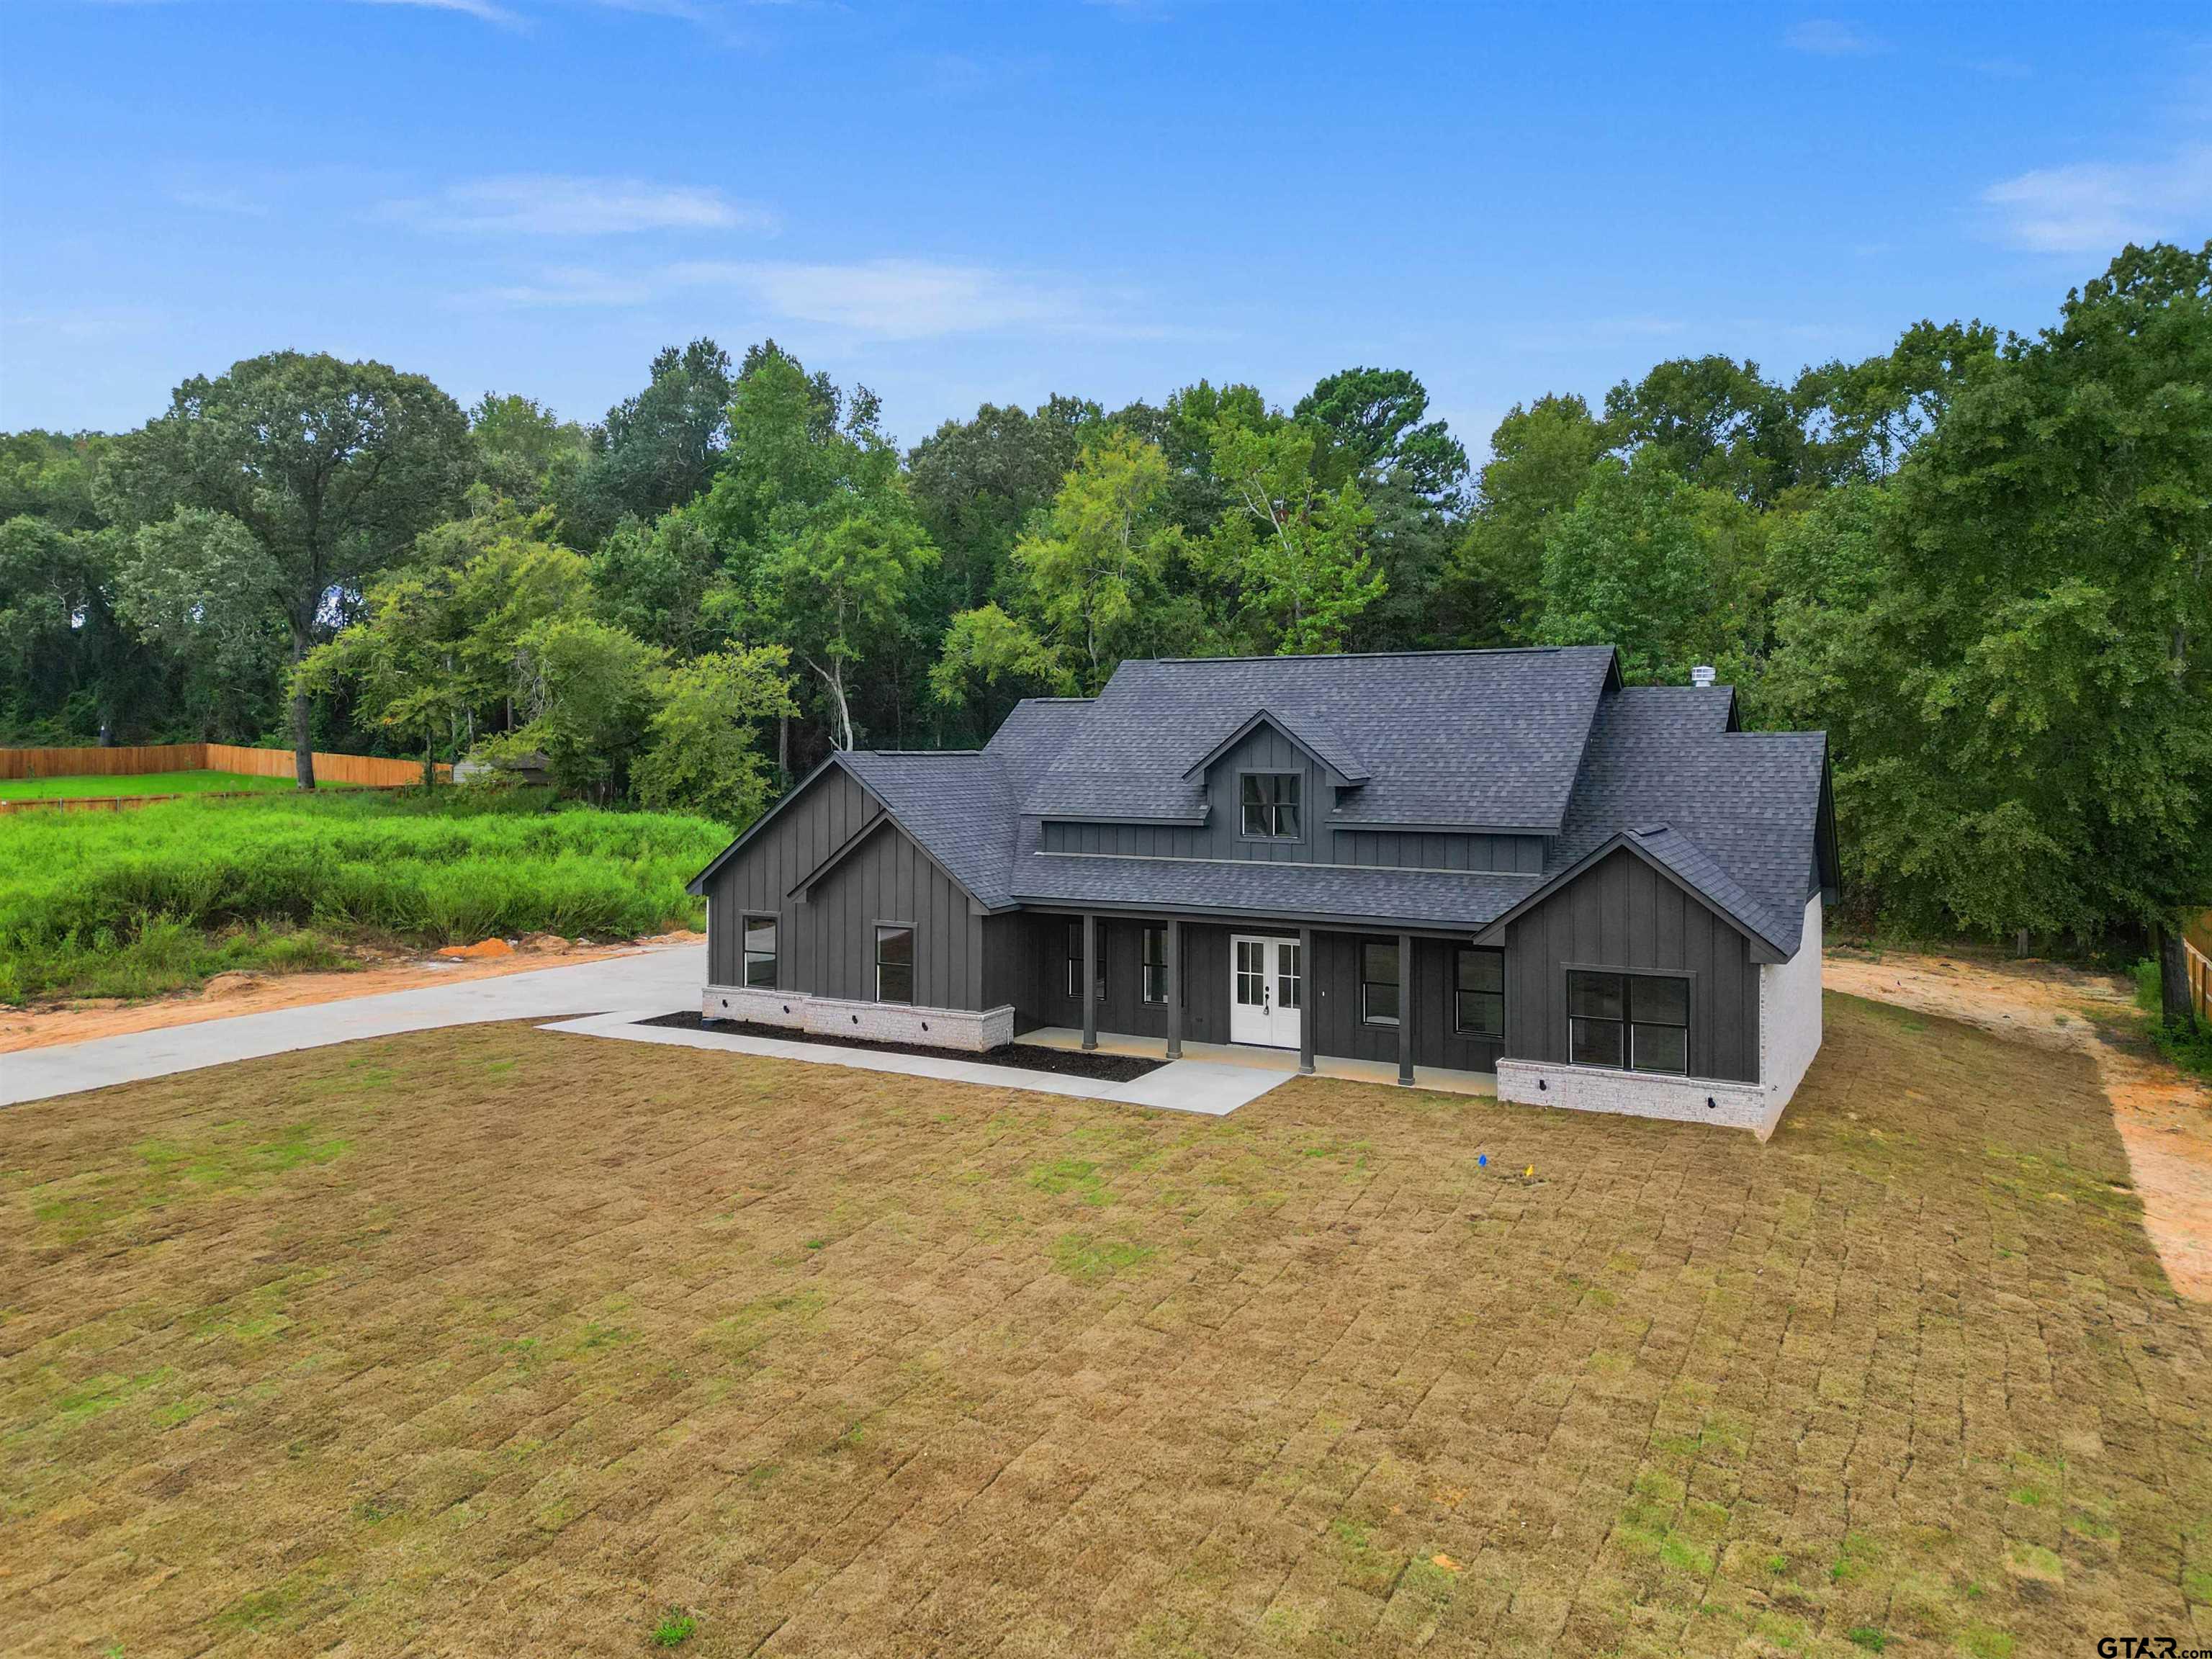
top-left (1499, 846), bottom-right (1761, 1083)
top-left (1011, 914), bottom-right (1506, 1073)
top-left (703, 765), bottom-right (996, 1012)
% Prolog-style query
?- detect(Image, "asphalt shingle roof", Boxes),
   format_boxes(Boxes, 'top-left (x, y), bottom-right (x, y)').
top-left (1547, 688), bottom-right (1828, 954)
top-left (809, 656), bottom-right (1825, 947)
top-left (1021, 648), bottom-right (1620, 831)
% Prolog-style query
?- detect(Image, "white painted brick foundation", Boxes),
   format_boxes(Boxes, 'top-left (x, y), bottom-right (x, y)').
top-left (1497, 894), bottom-right (1824, 1141)
top-left (701, 985), bottom-right (1014, 1053)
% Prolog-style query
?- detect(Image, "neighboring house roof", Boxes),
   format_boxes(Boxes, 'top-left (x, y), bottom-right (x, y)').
top-left (692, 652), bottom-right (1830, 951)
top-left (1021, 647), bottom-right (1622, 832)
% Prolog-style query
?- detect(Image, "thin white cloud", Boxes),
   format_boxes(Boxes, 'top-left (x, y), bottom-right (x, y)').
top-left (1982, 144), bottom-right (2212, 253)
top-left (669, 258), bottom-right (1151, 340)
top-left (385, 175), bottom-right (778, 236)
top-left (469, 255), bottom-right (1169, 341)
top-left (1785, 19), bottom-right (1887, 57)
top-left (351, 0), bottom-right (526, 27)
top-left (170, 186), bottom-right (268, 217)
top-left (468, 267), bottom-right (658, 307)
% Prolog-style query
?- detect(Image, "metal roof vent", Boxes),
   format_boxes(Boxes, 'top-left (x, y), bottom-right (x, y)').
top-left (1691, 665), bottom-right (1717, 689)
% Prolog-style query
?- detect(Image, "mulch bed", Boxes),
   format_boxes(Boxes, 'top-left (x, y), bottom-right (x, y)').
top-left (635, 1009), bottom-right (1164, 1082)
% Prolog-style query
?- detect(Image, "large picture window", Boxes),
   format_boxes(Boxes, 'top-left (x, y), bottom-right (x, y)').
top-left (1568, 970), bottom-right (1689, 1074)
top-left (1453, 947), bottom-right (1504, 1039)
top-left (1141, 925), bottom-right (1167, 1004)
top-left (1359, 940), bottom-right (1399, 1025)
top-left (742, 914), bottom-right (777, 989)
top-left (1240, 773), bottom-right (1301, 839)
top-left (876, 925), bottom-right (914, 1004)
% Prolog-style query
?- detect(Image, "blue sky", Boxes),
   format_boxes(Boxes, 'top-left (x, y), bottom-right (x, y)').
top-left (5, 1), bottom-right (2210, 456)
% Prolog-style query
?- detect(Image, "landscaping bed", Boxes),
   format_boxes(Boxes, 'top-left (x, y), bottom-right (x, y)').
top-left (639, 1007), bottom-right (1164, 1082)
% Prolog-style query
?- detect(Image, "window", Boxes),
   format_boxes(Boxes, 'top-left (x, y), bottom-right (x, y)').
top-left (876, 925), bottom-right (914, 1004)
top-left (741, 914), bottom-right (777, 989)
top-left (1568, 970), bottom-right (1689, 1074)
top-left (1360, 940), bottom-right (1399, 1025)
top-left (1454, 947), bottom-right (1504, 1039)
top-left (1065, 920), bottom-right (1104, 1001)
top-left (1240, 773), bottom-right (1301, 839)
top-left (1141, 925), bottom-right (1168, 1004)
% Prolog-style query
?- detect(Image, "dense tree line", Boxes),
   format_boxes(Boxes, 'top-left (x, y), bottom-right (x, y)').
top-left (2, 244), bottom-right (2206, 968)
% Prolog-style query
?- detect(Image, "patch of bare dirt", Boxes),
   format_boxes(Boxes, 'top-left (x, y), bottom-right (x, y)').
top-left (1826, 945), bottom-right (2212, 1300)
top-left (0, 931), bottom-right (703, 1056)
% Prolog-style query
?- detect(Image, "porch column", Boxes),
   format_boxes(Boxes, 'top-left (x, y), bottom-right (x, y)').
top-left (1298, 925), bottom-right (1315, 1075)
top-left (1396, 930), bottom-right (1414, 1086)
top-left (1164, 918), bottom-right (1182, 1060)
top-left (1081, 912), bottom-right (1098, 1052)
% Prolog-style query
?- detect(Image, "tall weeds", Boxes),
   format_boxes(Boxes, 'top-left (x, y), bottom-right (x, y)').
top-left (0, 789), bottom-right (724, 1002)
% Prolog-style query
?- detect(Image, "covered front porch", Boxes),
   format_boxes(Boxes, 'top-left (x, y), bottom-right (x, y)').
top-left (1017, 910), bottom-right (1507, 1086)
top-left (1021, 1024), bottom-right (1498, 1097)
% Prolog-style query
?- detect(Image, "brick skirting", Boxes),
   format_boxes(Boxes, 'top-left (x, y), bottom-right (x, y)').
top-left (701, 985), bottom-right (1015, 1053)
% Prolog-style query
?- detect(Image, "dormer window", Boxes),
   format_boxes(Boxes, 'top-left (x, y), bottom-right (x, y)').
top-left (1240, 773), bottom-right (1301, 839)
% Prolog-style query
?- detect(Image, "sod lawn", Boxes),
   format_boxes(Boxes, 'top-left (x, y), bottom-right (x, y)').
top-left (2, 995), bottom-right (2207, 1657)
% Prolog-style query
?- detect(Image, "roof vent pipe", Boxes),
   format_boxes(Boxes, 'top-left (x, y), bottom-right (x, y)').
top-left (1690, 665), bottom-right (1717, 689)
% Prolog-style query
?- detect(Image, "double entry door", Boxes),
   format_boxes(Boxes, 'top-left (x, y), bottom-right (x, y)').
top-left (1229, 934), bottom-right (1303, 1049)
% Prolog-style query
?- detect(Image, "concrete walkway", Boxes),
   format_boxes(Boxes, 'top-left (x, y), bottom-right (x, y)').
top-left (1, 945), bottom-right (709, 1107)
top-left (1022, 1025), bottom-right (1499, 1097)
top-left (540, 1011), bottom-right (1290, 1116)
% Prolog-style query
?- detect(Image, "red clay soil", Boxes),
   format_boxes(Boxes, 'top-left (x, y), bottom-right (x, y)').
top-left (0, 932), bottom-right (703, 1056)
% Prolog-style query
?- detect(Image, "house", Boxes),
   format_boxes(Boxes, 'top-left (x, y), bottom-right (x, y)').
top-left (686, 647), bottom-right (1838, 1137)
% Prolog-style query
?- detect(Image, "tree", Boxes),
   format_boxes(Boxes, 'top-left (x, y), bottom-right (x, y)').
top-left (1451, 395), bottom-right (1612, 644)
top-left (760, 498), bottom-right (935, 750)
top-left (1537, 451), bottom-right (1763, 684)
top-left (559, 339), bottom-right (734, 545)
top-left (631, 646), bottom-right (799, 827)
top-left (491, 616), bottom-right (667, 804)
top-left (97, 351), bottom-right (470, 786)
top-left (1295, 367), bottom-right (1470, 649)
top-left (1200, 402), bottom-right (1382, 654)
top-left (907, 396), bottom-right (1096, 611)
top-left (1296, 366), bottom-right (1469, 504)
top-left (1778, 243), bottom-right (2212, 942)
top-left (1604, 355), bottom-right (1806, 508)
top-left (1007, 431), bottom-right (1178, 691)
top-left (591, 507), bottom-right (721, 656)
top-left (470, 392), bottom-right (590, 510)
top-left (1794, 320), bottom-right (2000, 485)
top-left (297, 506), bottom-right (593, 769)
top-left (927, 602), bottom-right (1076, 724)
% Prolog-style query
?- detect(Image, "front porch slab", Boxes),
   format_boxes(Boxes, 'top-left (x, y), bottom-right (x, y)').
top-left (541, 1012), bottom-right (1291, 1116)
top-left (1020, 1026), bottom-right (1499, 1098)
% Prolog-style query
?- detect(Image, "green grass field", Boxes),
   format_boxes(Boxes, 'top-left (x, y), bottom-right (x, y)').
top-left (0, 769), bottom-right (311, 801)
top-left (0, 788), bottom-right (726, 1003)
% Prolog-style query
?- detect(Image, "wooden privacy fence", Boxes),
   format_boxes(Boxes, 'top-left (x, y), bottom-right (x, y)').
top-left (2186, 910), bottom-right (2212, 1024)
top-left (1, 742), bottom-right (451, 786)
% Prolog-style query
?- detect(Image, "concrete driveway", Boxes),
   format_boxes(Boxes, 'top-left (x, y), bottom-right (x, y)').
top-left (1, 945), bottom-right (707, 1107)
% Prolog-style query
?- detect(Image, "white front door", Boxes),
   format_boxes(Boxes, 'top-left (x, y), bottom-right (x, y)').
top-left (1229, 935), bottom-right (1303, 1050)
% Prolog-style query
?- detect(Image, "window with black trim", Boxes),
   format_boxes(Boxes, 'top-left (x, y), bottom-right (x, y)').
top-left (1453, 947), bottom-right (1503, 1039)
top-left (1240, 773), bottom-right (1301, 838)
top-left (1141, 925), bottom-right (1167, 1004)
top-left (876, 925), bottom-right (914, 1004)
top-left (1567, 970), bottom-right (1689, 1074)
top-left (1360, 940), bottom-right (1399, 1025)
top-left (1065, 920), bottom-right (1104, 1001)
top-left (742, 914), bottom-right (777, 988)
